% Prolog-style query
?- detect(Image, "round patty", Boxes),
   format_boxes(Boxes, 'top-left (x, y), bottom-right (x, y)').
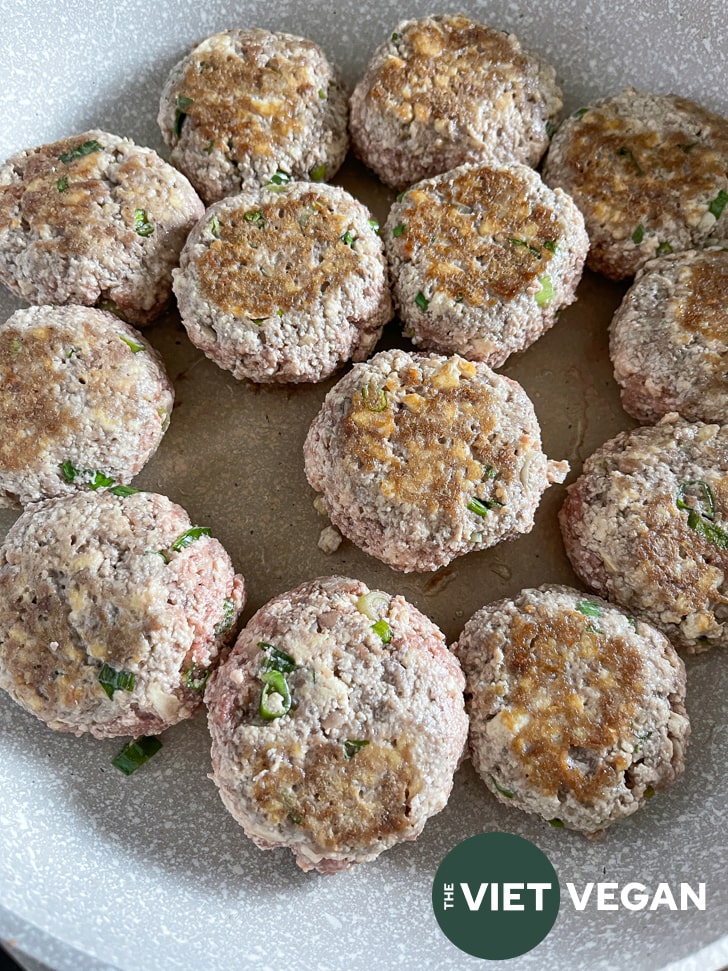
top-left (610, 249), bottom-right (728, 424)
top-left (455, 585), bottom-right (689, 834)
top-left (158, 29), bottom-right (348, 204)
top-left (383, 162), bottom-right (588, 366)
top-left (174, 182), bottom-right (391, 383)
top-left (349, 14), bottom-right (562, 191)
top-left (560, 414), bottom-right (728, 653)
top-left (0, 305), bottom-right (174, 508)
top-left (0, 491), bottom-right (245, 738)
top-left (0, 130), bottom-right (204, 325)
top-left (543, 88), bottom-right (728, 279)
top-left (303, 349), bottom-right (568, 572)
top-left (205, 575), bottom-right (467, 872)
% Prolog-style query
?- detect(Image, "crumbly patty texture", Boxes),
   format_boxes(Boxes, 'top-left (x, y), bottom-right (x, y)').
top-left (205, 575), bottom-right (467, 872)
top-left (610, 249), bottom-right (728, 424)
top-left (384, 163), bottom-right (588, 366)
top-left (455, 585), bottom-right (689, 834)
top-left (543, 88), bottom-right (728, 279)
top-left (0, 305), bottom-right (174, 508)
top-left (303, 350), bottom-right (568, 572)
top-left (349, 14), bottom-right (562, 190)
top-left (158, 29), bottom-right (349, 204)
top-left (0, 130), bottom-right (204, 325)
top-left (0, 491), bottom-right (245, 737)
top-left (560, 414), bottom-right (728, 653)
top-left (174, 182), bottom-right (392, 383)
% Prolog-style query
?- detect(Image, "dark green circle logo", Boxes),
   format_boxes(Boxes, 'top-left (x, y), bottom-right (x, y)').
top-left (432, 832), bottom-right (561, 960)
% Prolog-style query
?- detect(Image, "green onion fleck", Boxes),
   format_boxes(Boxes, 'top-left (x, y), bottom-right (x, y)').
top-left (59, 139), bottom-right (103, 164)
top-left (468, 497), bottom-right (489, 517)
top-left (309, 163), bottom-right (326, 182)
top-left (9, 338), bottom-right (22, 356)
top-left (214, 597), bottom-right (237, 637)
top-left (259, 642), bottom-right (297, 674)
top-left (344, 739), bottom-right (370, 759)
top-left (549, 818), bottom-right (565, 828)
top-left (509, 237), bottom-right (542, 259)
top-left (119, 334), bottom-right (145, 353)
top-left (392, 223), bottom-right (406, 238)
top-left (490, 775), bottom-right (514, 799)
top-left (318, 88), bottom-right (326, 99)
top-left (340, 229), bottom-right (355, 247)
top-left (146, 549), bottom-right (170, 565)
top-left (543, 240), bottom-right (558, 253)
top-left (656, 241), bottom-right (673, 256)
top-left (98, 663), bottom-right (135, 699)
top-left (574, 107), bottom-right (589, 119)
top-left (97, 298), bottom-right (129, 321)
top-left (209, 216), bottom-right (220, 238)
top-left (484, 466), bottom-right (498, 480)
top-left (454, 293), bottom-right (464, 303)
top-left (685, 509), bottom-right (728, 549)
top-left (535, 274), bottom-right (554, 306)
top-left (395, 190), bottom-right (407, 202)
top-left (57, 176), bottom-right (68, 192)
top-left (631, 224), bottom-right (645, 244)
top-left (133, 209), bottom-right (154, 237)
top-left (391, 32), bottom-right (400, 41)
top-left (288, 810), bottom-right (303, 824)
top-left (173, 95), bottom-right (193, 139)
top-left (576, 600), bottom-right (602, 618)
top-left (617, 146), bottom-right (642, 175)
top-left (415, 291), bottom-right (429, 312)
top-left (203, 139), bottom-right (215, 154)
top-left (260, 669), bottom-right (292, 720)
top-left (355, 590), bottom-right (390, 621)
top-left (61, 460), bottom-right (79, 483)
top-left (644, 785), bottom-right (655, 799)
top-left (708, 189), bottom-right (728, 220)
top-left (371, 619), bottom-right (392, 643)
top-left (248, 317), bottom-right (269, 325)
top-left (368, 217), bottom-right (380, 234)
top-left (361, 381), bottom-right (387, 412)
top-left (676, 480), bottom-right (715, 520)
top-left (112, 736), bottom-right (162, 775)
top-left (185, 666), bottom-right (210, 691)
top-left (267, 170), bottom-right (291, 191)
top-left (108, 485), bottom-right (139, 497)
top-left (545, 120), bottom-right (556, 138)
top-left (244, 209), bottom-right (265, 227)
top-left (171, 526), bottom-right (212, 552)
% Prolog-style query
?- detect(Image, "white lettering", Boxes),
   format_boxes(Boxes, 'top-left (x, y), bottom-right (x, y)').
top-left (650, 884), bottom-right (677, 911)
top-left (527, 883), bottom-right (552, 911)
top-left (680, 883), bottom-right (706, 911)
top-left (566, 882), bottom-right (594, 911)
top-left (502, 883), bottom-right (524, 911)
top-left (491, 882), bottom-right (498, 910)
top-left (621, 883), bottom-right (649, 911)
top-left (460, 883), bottom-right (488, 911)
top-left (597, 883), bottom-right (619, 910)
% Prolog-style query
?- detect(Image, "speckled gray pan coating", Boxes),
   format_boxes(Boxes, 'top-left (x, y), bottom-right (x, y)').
top-left (349, 13), bottom-right (562, 191)
top-left (384, 162), bottom-right (588, 366)
top-left (0, 305), bottom-right (174, 508)
top-left (205, 575), bottom-right (467, 873)
top-left (304, 350), bottom-right (568, 572)
top-left (610, 249), bottom-right (728, 424)
top-left (543, 88), bottom-right (728, 279)
top-left (455, 585), bottom-right (689, 834)
top-left (174, 182), bottom-right (392, 383)
top-left (0, 130), bottom-right (204, 325)
top-left (560, 414), bottom-right (728, 653)
top-left (0, 491), bottom-right (245, 738)
top-left (158, 29), bottom-right (349, 204)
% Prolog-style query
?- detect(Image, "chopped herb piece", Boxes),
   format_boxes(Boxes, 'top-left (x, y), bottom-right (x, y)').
top-left (535, 274), bottom-right (554, 306)
top-left (490, 775), bottom-right (514, 799)
top-left (340, 229), bottom-right (355, 247)
top-left (244, 209), bottom-right (265, 227)
top-left (10, 338), bottom-right (22, 355)
top-left (549, 818), bottom-right (565, 828)
top-left (318, 88), bottom-right (326, 99)
top-left (213, 597), bottom-right (236, 637)
top-left (415, 291), bottom-right (429, 312)
top-left (543, 239), bottom-right (558, 253)
top-left (484, 466), bottom-right (498, 480)
top-left (627, 616), bottom-right (637, 630)
top-left (355, 590), bottom-right (390, 621)
top-left (631, 224), bottom-right (645, 244)
top-left (686, 509), bottom-right (728, 549)
top-left (309, 163), bottom-right (326, 182)
top-left (259, 642), bottom-right (297, 674)
top-left (344, 739), bottom-right (370, 759)
top-left (260, 669), bottom-right (292, 720)
top-left (396, 190), bottom-right (407, 202)
top-left (644, 785), bottom-right (655, 799)
top-left (133, 209), bottom-right (154, 237)
top-left (203, 139), bottom-right (215, 154)
top-left (267, 169), bottom-right (291, 187)
top-left (57, 176), bottom-right (68, 192)
top-left (391, 32), bottom-right (400, 41)
top-left (392, 223), bottom-right (406, 237)
top-left (65, 347), bottom-right (77, 360)
top-left (617, 146), bottom-right (643, 175)
top-left (98, 663), bottom-right (135, 699)
top-left (108, 485), bottom-right (139, 497)
top-left (371, 619), bottom-right (392, 643)
top-left (60, 462), bottom-right (113, 490)
top-left (576, 600), bottom-right (602, 618)
top-left (468, 497), bottom-right (489, 517)
top-left (171, 526), bottom-right (212, 552)
top-left (119, 334), bottom-right (145, 353)
top-left (248, 317), bottom-right (268, 324)
top-left (574, 107), bottom-right (589, 118)
top-left (368, 217), bottom-right (380, 234)
top-left (545, 119), bottom-right (556, 138)
top-left (209, 216), bottom-right (220, 238)
top-left (61, 460), bottom-right (79, 483)
top-left (656, 241), bottom-right (673, 256)
top-left (276, 308), bottom-right (284, 316)
top-left (97, 298), bottom-right (129, 321)
top-left (59, 139), bottom-right (103, 164)
top-left (146, 548), bottom-right (170, 564)
top-left (469, 530), bottom-right (483, 544)
top-left (509, 237), bottom-right (542, 259)
top-left (112, 736), bottom-right (162, 775)
top-left (288, 810), bottom-right (303, 825)
top-left (185, 666), bottom-right (210, 691)
top-left (173, 95), bottom-right (193, 139)
top-left (708, 189), bottom-right (728, 220)
top-left (361, 381), bottom-right (387, 412)
top-left (454, 293), bottom-right (464, 303)
top-left (676, 480), bottom-right (715, 520)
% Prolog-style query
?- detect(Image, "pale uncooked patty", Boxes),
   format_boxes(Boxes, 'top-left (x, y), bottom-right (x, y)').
top-left (350, 13), bottom-right (562, 190)
top-left (610, 249), bottom-right (728, 423)
top-left (384, 162), bottom-right (588, 366)
top-left (0, 305), bottom-right (174, 508)
top-left (303, 349), bottom-right (568, 572)
top-left (0, 130), bottom-right (204, 325)
top-left (455, 585), bottom-right (689, 834)
top-left (174, 182), bottom-right (392, 383)
top-left (543, 88), bottom-right (728, 279)
top-left (0, 491), bottom-right (245, 738)
top-left (205, 575), bottom-right (467, 872)
top-left (158, 28), bottom-right (349, 204)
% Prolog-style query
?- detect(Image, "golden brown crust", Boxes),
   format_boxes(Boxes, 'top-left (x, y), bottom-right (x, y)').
top-left (681, 254), bottom-right (728, 341)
